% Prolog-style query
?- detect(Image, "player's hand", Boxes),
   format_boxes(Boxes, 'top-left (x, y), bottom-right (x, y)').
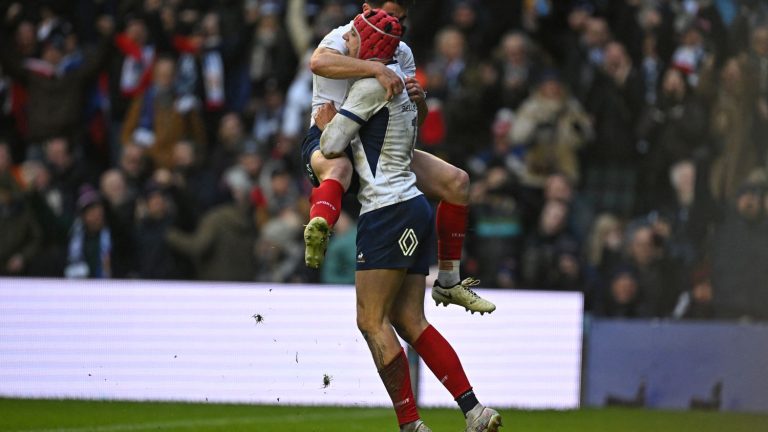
top-left (405, 77), bottom-right (426, 104)
top-left (375, 63), bottom-right (404, 101)
top-left (314, 102), bottom-right (337, 131)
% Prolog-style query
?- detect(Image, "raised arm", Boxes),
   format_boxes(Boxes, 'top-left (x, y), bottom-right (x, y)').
top-left (310, 46), bottom-right (403, 100)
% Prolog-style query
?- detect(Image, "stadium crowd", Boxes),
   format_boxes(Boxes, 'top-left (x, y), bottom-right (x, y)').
top-left (0, 0), bottom-right (767, 321)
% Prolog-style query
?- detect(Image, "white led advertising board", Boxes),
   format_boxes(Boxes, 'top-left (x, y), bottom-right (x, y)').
top-left (0, 279), bottom-right (582, 408)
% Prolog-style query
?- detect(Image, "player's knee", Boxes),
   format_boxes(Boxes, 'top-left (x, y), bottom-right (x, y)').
top-left (444, 167), bottom-right (470, 205)
top-left (356, 313), bottom-right (379, 336)
top-left (389, 311), bottom-right (425, 344)
top-left (315, 156), bottom-right (353, 190)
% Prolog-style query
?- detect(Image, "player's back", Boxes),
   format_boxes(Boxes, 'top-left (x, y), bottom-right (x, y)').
top-left (343, 63), bottom-right (421, 215)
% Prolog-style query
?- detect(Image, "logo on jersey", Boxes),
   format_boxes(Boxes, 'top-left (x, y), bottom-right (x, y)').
top-left (398, 228), bottom-right (418, 256)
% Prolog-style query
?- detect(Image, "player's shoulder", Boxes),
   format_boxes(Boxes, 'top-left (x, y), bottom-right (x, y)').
top-left (395, 41), bottom-right (415, 74)
top-left (318, 22), bottom-right (353, 51)
top-left (396, 41), bottom-right (413, 57)
top-left (350, 77), bottom-right (389, 98)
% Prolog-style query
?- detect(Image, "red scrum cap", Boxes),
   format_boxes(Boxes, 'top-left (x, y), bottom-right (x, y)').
top-left (353, 9), bottom-right (403, 61)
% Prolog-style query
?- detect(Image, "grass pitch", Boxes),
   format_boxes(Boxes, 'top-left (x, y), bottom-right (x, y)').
top-left (1, 398), bottom-right (766, 432)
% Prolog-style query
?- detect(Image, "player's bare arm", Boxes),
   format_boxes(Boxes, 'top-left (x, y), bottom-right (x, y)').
top-left (310, 46), bottom-right (404, 100)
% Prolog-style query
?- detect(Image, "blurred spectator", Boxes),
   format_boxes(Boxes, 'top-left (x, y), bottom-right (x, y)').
top-left (621, 223), bottom-right (683, 318)
top-left (64, 185), bottom-right (112, 279)
top-left (121, 56), bottom-right (207, 169)
top-left (43, 137), bottom-right (87, 224)
top-left (250, 79), bottom-right (286, 151)
top-left (582, 41), bottom-right (644, 216)
top-left (704, 56), bottom-right (760, 203)
top-left (18, 160), bottom-right (69, 276)
top-left (211, 112), bottom-right (252, 179)
top-left (583, 213), bottom-right (624, 310)
top-left (564, 16), bottom-right (611, 102)
top-left (425, 27), bottom-right (468, 101)
top-left (636, 67), bottom-right (708, 210)
top-left (99, 168), bottom-right (137, 277)
top-left (0, 174), bottom-right (42, 276)
top-left (542, 173), bottom-right (594, 243)
top-left (321, 210), bottom-right (356, 285)
top-left (100, 168), bottom-right (135, 231)
top-left (595, 267), bottom-right (642, 318)
top-left (520, 199), bottom-right (582, 291)
top-left (491, 32), bottom-right (538, 110)
top-left (659, 160), bottom-right (714, 267)
top-left (247, 3), bottom-right (297, 97)
top-left (0, 13), bottom-right (114, 158)
top-left (466, 166), bottom-right (525, 288)
top-left (448, 1), bottom-right (485, 60)
top-left (118, 143), bottom-right (151, 199)
top-left (134, 181), bottom-right (185, 280)
top-left (745, 25), bottom-right (768, 164)
top-left (164, 173), bottom-right (262, 282)
top-left (585, 213), bottom-right (624, 277)
top-left (711, 178), bottom-right (768, 320)
top-left (467, 108), bottom-right (522, 178)
top-left (170, 139), bottom-right (223, 223)
top-left (259, 162), bottom-right (305, 218)
top-left (511, 71), bottom-right (592, 187)
top-left (255, 208), bottom-right (305, 283)
top-left (671, 24), bottom-right (708, 87)
top-left (673, 263), bottom-right (715, 320)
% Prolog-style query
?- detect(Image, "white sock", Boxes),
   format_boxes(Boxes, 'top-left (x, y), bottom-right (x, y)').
top-left (437, 260), bottom-right (461, 287)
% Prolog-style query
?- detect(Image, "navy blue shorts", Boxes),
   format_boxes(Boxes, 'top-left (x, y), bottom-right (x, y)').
top-left (356, 195), bottom-right (434, 274)
top-left (300, 125), bottom-right (356, 188)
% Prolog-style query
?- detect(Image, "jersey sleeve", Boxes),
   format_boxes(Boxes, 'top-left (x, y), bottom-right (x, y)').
top-left (339, 78), bottom-right (389, 121)
top-left (396, 42), bottom-right (416, 77)
top-left (317, 23), bottom-right (352, 55)
top-left (320, 78), bottom-right (389, 158)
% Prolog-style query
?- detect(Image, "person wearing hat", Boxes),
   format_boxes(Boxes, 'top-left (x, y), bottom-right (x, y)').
top-left (301, 1), bottom-right (497, 317)
top-left (317, 9), bottom-right (501, 432)
top-left (64, 185), bottom-right (112, 279)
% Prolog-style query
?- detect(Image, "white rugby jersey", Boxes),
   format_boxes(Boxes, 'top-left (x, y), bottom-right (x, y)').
top-left (311, 22), bottom-right (416, 126)
top-left (320, 63), bottom-right (421, 215)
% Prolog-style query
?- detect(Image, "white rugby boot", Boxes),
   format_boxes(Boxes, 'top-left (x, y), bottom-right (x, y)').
top-left (465, 405), bottom-right (503, 432)
top-left (400, 419), bottom-right (432, 432)
top-left (432, 277), bottom-right (496, 315)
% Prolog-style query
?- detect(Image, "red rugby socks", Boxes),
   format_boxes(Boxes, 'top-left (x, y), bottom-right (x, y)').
top-left (309, 179), bottom-right (344, 227)
top-left (379, 348), bottom-right (420, 426)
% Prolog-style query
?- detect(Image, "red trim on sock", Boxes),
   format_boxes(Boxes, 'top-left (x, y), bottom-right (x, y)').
top-left (413, 325), bottom-right (472, 399)
top-left (309, 179), bottom-right (344, 227)
top-left (379, 349), bottom-right (420, 426)
top-left (436, 201), bottom-right (468, 261)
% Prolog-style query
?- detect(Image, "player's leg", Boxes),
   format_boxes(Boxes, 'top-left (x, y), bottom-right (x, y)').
top-left (301, 125), bottom-right (353, 268)
top-left (356, 268), bottom-right (428, 432)
top-left (389, 274), bottom-right (503, 432)
top-left (411, 150), bottom-right (496, 314)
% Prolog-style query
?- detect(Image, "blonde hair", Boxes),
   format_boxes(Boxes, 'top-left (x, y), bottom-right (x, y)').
top-left (586, 213), bottom-right (621, 267)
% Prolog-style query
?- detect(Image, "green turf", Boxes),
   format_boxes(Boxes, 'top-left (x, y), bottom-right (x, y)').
top-left (1, 398), bottom-right (767, 432)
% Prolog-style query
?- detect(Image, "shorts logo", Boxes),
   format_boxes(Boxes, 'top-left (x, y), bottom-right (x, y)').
top-left (398, 228), bottom-right (418, 256)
